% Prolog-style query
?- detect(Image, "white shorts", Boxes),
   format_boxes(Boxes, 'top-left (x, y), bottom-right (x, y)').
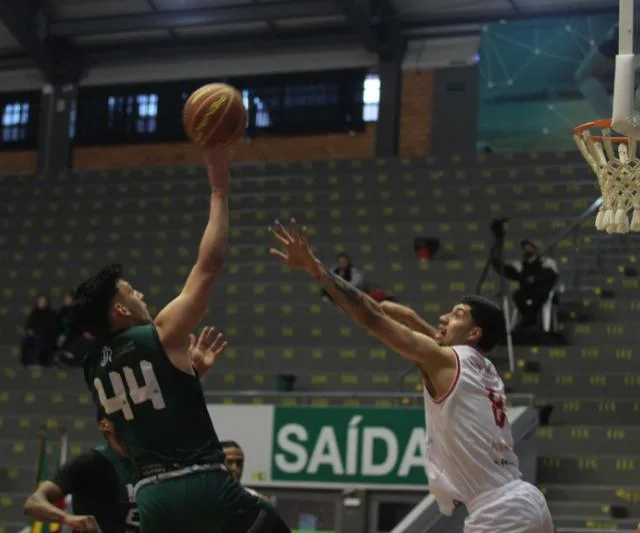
top-left (464, 480), bottom-right (554, 533)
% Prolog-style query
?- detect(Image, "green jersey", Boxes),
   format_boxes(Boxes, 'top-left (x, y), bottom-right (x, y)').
top-left (83, 325), bottom-right (224, 475)
top-left (52, 444), bottom-right (136, 533)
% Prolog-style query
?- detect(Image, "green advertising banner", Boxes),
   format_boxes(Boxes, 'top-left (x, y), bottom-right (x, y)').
top-left (270, 407), bottom-right (427, 487)
top-left (208, 404), bottom-right (526, 490)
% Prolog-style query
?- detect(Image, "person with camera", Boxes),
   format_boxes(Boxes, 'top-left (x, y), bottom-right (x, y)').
top-left (491, 238), bottom-right (559, 329)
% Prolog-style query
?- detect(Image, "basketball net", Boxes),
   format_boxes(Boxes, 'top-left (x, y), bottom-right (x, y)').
top-left (574, 119), bottom-right (640, 234)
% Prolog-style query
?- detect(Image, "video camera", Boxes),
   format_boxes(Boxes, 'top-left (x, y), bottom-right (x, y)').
top-left (490, 216), bottom-right (509, 241)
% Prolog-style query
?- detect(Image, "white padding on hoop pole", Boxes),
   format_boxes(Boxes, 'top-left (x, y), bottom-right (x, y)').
top-left (611, 53), bottom-right (640, 137)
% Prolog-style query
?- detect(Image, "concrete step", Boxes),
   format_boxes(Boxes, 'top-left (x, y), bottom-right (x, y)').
top-left (536, 398), bottom-right (640, 426)
top-left (541, 484), bottom-right (640, 506)
top-left (549, 501), bottom-right (640, 519)
top-left (552, 515), bottom-right (639, 530)
top-left (505, 371), bottom-right (640, 398)
top-left (538, 455), bottom-right (640, 485)
top-left (537, 426), bottom-right (640, 456)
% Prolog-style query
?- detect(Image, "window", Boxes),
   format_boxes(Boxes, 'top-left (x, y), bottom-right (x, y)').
top-left (242, 90), bottom-right (271, 128)
top-left (2, 102), bottom-right (30, 142)
top-left (363, 74), bottom-right (380, 122)
top-left (106, 93), bottom-right (158, 135)
top-left (69, 99), bottom-right (77, 139)
top-left (136, 93), bottom-right (158, 134)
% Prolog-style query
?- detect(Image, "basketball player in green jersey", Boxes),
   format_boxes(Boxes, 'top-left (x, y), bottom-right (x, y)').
top-left (74, 145), bottom-right (291, 533)
top-left (25, 413), bottom-right (136, 533)
top-left (24, 327), bottom-right (228, 533)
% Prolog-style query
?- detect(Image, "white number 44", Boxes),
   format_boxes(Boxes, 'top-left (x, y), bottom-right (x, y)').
top-left (94, 360), bottom-right (166, 421)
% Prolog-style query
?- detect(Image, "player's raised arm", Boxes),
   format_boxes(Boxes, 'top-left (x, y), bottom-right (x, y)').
top-left (155, 145), bottom-right (232, 360)
top-left (380, 301), bottom-right (438, 339)
top-left (268, 219), bottom-right (456, 379)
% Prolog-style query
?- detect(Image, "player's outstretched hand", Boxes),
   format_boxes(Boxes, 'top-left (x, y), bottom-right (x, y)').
top-left (189, 326), bottom-right (228, 376)
top-left (63, 514), bottom-right (101, 532)
top-left (269, 219), bottom-right (322, 277)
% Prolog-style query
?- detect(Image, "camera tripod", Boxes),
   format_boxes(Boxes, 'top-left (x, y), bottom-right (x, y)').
top-left (476, 235), bottom-right (515, 373)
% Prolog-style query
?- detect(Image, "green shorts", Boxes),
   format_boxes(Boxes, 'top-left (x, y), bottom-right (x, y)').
top-left (136, 466), bottom-right (287, 533)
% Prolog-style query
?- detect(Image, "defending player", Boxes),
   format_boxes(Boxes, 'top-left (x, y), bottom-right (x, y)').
top-left (221, 440), bottom-right (270, 502)
top-left (24, 327), bottom-right (228, 533)
top-left (74, 146), bottom-right (291, 533)
top-left (269, 219), bottom-right (553, 533)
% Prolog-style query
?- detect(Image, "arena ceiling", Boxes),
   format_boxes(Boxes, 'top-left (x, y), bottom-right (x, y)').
top-left (0, 0), bottom-right (620, 82)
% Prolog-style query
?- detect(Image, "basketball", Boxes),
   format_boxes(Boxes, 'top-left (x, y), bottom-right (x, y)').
top-left (183, 83), bottom-right (246, 147)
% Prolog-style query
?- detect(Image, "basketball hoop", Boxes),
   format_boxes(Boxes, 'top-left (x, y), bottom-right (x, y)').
top-left (574, 119), bottom-right (640, 234)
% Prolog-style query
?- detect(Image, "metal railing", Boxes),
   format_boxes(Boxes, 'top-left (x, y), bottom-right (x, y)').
top-left (204, 390), bottom-right (536, 408)
top-left (541, 196), bottom-right (602, 293)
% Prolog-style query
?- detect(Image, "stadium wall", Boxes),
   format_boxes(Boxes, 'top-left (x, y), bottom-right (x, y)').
top-left (0, 70), bottom-right (433, 172)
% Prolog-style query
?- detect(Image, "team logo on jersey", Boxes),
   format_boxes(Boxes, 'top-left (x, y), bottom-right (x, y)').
top-left (100, 346), bottom-right (113, 367)
top-left (115, 340), bottom-right (135, 359)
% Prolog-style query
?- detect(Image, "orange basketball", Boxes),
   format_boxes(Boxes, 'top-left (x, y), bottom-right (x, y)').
top-left (183, 83), bottom-right (246, 147)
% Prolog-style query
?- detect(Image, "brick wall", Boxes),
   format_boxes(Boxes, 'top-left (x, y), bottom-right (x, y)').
top-left (73, 125), bottom-right (377, 170)
top-left (399, 70), bottom-right (434, 156)
top-left (0, 71), bottom-right (434, 173)
top-left (0, 150), bottom-right (38, 174)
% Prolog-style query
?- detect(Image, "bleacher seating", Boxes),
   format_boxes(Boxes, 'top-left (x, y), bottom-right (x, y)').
top-left (0, 152), bottom-right (639, 532)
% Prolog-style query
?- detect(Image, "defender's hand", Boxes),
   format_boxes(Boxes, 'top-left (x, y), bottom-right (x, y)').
top-left (189, 326), bottom-right (228, 375)
top-left (269, 219), bottom-right (322, 277)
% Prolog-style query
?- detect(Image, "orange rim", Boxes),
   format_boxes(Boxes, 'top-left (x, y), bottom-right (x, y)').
top-left (573, 119), bottom-right (629, 143)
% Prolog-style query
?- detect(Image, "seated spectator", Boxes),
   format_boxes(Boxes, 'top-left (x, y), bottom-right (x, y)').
top-left (322, 253), bottom-right (367, 301)
top-left (55, 290), bottom-right (76, 349)
top-left (492, 239), bottom-right (559, 329)
top-left (21, 294), bottom-right (58, 366)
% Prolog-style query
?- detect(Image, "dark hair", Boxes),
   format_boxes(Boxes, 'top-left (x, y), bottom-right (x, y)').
top-left (73, 264), bottom-right (122, 338)
top-left (336, 253), bottom-right (351, 261)
top-left (220, 440), bottom-right (242, 450)
top-left (460, 295), bottom-right (505, 353)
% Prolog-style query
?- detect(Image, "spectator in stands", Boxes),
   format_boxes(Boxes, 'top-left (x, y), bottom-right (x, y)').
top-left (322, 253), bottom-right (366, 302)
top-left (21, 294), bottom-right (58, 366)
top-left (492, 239), bottom-right (559, 329)
top-left (55, 290), bottom-right (76, 349)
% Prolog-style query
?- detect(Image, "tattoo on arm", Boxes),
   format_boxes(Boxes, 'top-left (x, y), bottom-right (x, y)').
top-left (325, 271), bottom-right (364, 304)
top-left (319, 270), bottom-right (380, 325)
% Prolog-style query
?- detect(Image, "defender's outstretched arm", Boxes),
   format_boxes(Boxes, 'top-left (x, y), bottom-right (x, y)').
top-left (268, 220), bottom-right (455, 379)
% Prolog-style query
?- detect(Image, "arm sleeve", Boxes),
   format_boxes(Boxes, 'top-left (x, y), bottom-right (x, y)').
top-left (51, 450), bottom-right (117, 500)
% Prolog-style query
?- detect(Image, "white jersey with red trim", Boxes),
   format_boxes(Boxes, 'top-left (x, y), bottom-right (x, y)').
top-left (423, 345), bottom-right (521, 515)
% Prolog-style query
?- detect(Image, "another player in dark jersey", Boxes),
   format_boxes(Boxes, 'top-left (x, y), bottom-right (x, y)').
top-left (74, 145), bottom-right (290, 533)
top-left (221, 440), bottom-right (269, 502)
top-left (24, 414), bottom-right (135, 533)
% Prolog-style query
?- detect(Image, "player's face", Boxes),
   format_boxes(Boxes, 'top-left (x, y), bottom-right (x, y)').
top-left (435, 304), bottom-right (481, 347)
top-left (114, 279), bottom-right (153, 325)
top-left (223, 446), bottom-right (245, 482)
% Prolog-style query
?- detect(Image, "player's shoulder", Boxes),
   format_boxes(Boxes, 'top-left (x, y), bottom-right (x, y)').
top-left (450, 344), bottom-right (484, 360)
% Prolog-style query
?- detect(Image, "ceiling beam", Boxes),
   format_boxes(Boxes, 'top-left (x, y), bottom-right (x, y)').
top-left (0, 0), bottom-right (86, 82)
top-left (84, 27), bottom-right (361, 64)
top-left (506, 0), bottom-right (521, 14)
top-left (0, 0), bottom-right (55, 80)
top-left (403, 5), bottom-right (618, 29)
top-left (335, 0), bottom-right (406, 57)
top-left (50, 1), bottom-right (342, 37)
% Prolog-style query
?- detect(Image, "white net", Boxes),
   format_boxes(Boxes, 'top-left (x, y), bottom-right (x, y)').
top-left (574, 124), bottom-right (640, 233)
